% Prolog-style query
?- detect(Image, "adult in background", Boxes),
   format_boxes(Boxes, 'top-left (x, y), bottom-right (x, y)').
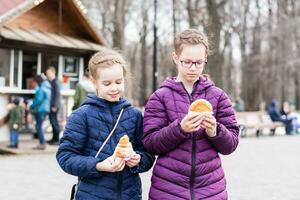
top-left (268, 99), bottom-right (293, 135)
top-left (46, 66), bottom-right (61, 145)
top-left (30, 75), bottom-right (51, 150)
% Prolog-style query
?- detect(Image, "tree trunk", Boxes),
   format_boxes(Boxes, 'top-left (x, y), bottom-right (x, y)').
top-left (205, 0), bottom-right (224, 87)
top-left (140, 4), bottom-right (148, 106)
top-left (172, 0), bottom-right (177, 38)
top-left (187, 0), bottom-right (196, 27)
top-left (113, 0), bottom-right (126, 50)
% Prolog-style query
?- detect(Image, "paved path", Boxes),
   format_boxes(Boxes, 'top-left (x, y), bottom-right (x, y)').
top-left (222, 135), bottom-right (300, 200)
top-left (1, 135), bottom-right (300, 200)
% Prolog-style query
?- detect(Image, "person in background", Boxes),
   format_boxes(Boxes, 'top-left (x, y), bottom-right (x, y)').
top-left (234, 97), bottom-right (245, 112)
top-left (72, 71), bottom-right (94, 110)
top-left (45, 66), bottom-right (61, 145)
top-left (268, 99), bottom-right (293, 135)
top-left (7, 97), bottom-right (23, 148)
top-left (280, 101), bottom-right (300, 134)
top-left (30, 75), bottom-right (51, 150)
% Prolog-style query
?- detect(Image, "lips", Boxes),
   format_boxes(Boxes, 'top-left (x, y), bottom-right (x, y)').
top-left (109, 93), bottom-right (119, 98)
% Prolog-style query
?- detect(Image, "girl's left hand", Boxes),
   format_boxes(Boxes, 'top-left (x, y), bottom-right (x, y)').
top-left (126, 153), bottom-right (141, 168)
top-left (200, 114), bottom-right (217, 137)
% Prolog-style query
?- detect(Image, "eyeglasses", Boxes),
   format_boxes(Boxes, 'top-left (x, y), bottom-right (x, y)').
top-left (180, 59), bottom-right (207, 69)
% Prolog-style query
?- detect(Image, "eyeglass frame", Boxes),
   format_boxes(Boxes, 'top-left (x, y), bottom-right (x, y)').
top-left (179, 59), bottom-right (207, 69)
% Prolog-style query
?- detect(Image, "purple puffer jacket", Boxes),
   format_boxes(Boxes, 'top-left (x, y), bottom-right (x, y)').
top-left (142, 77), bottom-right (239, 200)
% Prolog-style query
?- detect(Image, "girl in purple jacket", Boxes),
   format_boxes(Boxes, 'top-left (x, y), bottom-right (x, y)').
top-left (142, 29), bottom-right (239, 200)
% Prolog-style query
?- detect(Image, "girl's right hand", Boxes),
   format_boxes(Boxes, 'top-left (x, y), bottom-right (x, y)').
top-left (96, 156), bottom-right (125, 172)
top-left (180, 113), bottom-right (204, 133)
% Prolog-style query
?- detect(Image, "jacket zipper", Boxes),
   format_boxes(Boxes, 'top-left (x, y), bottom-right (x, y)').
top-left (180, 82), bottom-right (196, 200)
top-left (109, 104), bottom-right (116, 125)
top-left (117, 172), bottom-right (123, 199)
top-left (190, 134), bottom-right (196, 200)
top-left (110, 104), bottom-right (123, 199)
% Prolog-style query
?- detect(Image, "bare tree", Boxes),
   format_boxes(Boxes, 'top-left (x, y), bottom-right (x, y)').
top-left (187, 0), bottom-right (196, 27)
top-left (82, 0), bottom-right (300, 109)
top-left (172, 0), bottom-right (178, 38)
top-left (139, 2), bottom-right (149, 105)
top-left (113, 0), bottom-right (126, 50)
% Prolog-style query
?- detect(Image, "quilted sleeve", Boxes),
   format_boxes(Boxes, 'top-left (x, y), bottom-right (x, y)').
top-left (56, 109), bottom-right (103, 178)
top-left (142, 91), bottom-right (190, 155)
top-left (208, 91), bottom-right (239, 155)
top-left (130, 110), bottom-right (155, 174)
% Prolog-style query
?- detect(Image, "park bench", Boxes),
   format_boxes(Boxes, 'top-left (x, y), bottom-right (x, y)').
top-left (235, 111), bottom-right (285, 137)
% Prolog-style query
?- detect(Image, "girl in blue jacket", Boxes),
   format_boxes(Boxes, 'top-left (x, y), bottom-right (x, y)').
top-left (57, 48), bottom-right (155, 200)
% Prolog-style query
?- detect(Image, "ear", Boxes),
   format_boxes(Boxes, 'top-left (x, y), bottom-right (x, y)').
top-left (172, 52), bottom-right (179, 65)
top-left (90, 77), bottom-right (97, 86)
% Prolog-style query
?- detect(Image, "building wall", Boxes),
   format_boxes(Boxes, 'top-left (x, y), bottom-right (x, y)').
top-left (5, 0), bottom-right (91, 40)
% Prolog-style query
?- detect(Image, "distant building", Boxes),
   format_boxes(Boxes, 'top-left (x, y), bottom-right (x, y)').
top-left (0, 0), bottom-right (106, 141)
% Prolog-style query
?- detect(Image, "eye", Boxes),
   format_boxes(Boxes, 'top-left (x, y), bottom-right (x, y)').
top-left (196, 60), bottom-right (204, 65)
top-left (182, 60), bottom-right (192, 65)
top-left (116, 79), bottom-right (123, 84)
top-left (103, 81), bottom-right (110, 86)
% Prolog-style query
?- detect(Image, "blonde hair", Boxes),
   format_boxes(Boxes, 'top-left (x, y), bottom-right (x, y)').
top-left (174, 29), bottom-right (210, 56)
top-left (88, 48), bottom-right (129, 80)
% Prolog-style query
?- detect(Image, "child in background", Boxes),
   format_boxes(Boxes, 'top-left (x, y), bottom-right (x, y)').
top-left (72, 70), bottom-right (95, 110)
top-left (142, 29), bottom-right (239, 200)
top-left (57, 48), bottom-right (154, 200)
top-left (7, 97), bottom-right (22, 148)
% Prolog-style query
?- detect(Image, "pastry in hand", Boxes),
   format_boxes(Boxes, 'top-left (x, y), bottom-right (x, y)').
top-left (115, 135), bottom-right (134, 160)
top-left (189, 99), bottom-right (213, 115)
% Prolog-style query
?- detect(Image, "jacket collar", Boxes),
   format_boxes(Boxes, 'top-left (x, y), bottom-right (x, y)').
top-left (160, 76), bottom-right (214, 96)
top-left (81, 94), bottom-right (131, 113)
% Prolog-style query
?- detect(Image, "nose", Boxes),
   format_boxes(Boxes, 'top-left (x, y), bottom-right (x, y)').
top-left (189, 63), bottom-right (197, 70)
top-left (110, 83), bottom-right (117, 91)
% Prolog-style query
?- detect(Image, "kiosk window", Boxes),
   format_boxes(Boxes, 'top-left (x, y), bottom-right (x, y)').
top-left (22, 51), bottom-right (37, 89)
top-left (62, 56), bottom-right (79, 89)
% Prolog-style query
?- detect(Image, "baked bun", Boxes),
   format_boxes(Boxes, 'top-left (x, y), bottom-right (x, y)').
top-left (115, 135), bottom-right (134, 160)
top-left (118, 135), bottom-right (130, 147)
top-left (189, 99), bottom-right (213, 113)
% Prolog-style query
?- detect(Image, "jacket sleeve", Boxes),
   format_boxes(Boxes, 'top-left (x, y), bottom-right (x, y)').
top-left (31, 88), bottom-right (44, 109)
top-left (142, 92), bottom-right (190, 155)
top-left (130, 111), bottom-right (155, 174)
top-left (56, 110), bottom-right (103, 178)
top-left (208, 92), bottom-right (239, 155)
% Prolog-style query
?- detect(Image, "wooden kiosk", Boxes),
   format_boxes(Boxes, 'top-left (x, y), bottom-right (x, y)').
top-left (0, 0), bottom-right (105, 141)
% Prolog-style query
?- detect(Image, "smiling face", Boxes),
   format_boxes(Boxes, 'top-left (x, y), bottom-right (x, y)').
top-left (92, 64), bottom-right (125, 102)
top-left (173, 44), bottom-right (207, 83)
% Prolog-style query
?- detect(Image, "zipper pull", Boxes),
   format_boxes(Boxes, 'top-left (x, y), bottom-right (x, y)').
top-left (189, 94), bottom-right (193, 103)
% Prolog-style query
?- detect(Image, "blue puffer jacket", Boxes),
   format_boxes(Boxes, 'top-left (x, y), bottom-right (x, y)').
top-left (57, 94), bottom-right (155, 200)
top-left (30, 80), bottom-right (51, 113)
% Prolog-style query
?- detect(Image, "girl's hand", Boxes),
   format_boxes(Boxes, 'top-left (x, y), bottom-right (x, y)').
top-left (96, 156), bottom-right (125, 172)
top-left (126, 153), bottom-right (141, 168)
top-left (180, 114), bottom-right (204, 133)
top-left (200, 114), bottom-right (217, 137)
